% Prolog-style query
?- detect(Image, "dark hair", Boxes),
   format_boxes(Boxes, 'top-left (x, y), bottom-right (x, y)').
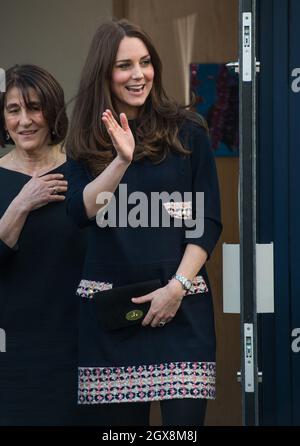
top-left (0, 64), bottom-right (68, 147)
top-left (66, 19), bottom-right (206, 175)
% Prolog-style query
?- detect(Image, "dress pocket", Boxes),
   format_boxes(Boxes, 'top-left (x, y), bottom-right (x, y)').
top-left (163, 201), bottom-right (192, 220)
top-left (76, 279), bottom-right (113, 299)
top-left (186, 275), bottom-right (209, 295)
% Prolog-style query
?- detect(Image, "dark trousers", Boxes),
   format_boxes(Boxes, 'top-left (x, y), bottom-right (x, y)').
top-left (79, 398), bottom-right (207, 426)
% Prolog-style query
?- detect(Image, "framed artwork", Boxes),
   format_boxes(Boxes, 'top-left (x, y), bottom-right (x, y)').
top-left (190, 63), bottom-right (239, 157)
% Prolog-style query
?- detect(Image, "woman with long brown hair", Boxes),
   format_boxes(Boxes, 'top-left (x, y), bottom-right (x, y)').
top-left (66, 19), bottom-right (222, 426)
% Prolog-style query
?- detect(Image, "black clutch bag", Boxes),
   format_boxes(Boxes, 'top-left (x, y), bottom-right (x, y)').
top-left (92, 279), bottom-right (162, 331)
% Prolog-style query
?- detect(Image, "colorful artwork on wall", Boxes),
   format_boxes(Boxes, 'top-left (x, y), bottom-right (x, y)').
top-left (190, 63), bottom-right (239, 157)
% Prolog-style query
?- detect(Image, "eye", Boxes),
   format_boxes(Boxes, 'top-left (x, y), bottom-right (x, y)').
top-left (117, 63), bottom-right (131, 70)
top-left (7, 108), bottom-right (19, 114)
top-left (141, 59), bottom-right (151, 66)
top-left (29, 103), bottom-right (42, 111)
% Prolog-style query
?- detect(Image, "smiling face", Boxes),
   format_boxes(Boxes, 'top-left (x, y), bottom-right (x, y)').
top-left (111, 36), bottom-right (154, 119)
top-left (4, 86), bottom-right (50, 152)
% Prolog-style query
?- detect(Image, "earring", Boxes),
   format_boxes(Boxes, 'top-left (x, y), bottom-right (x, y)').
top-left (51, 130), bottom-right (56, 138)
top-left (5, 131), bottom-right (10, 142)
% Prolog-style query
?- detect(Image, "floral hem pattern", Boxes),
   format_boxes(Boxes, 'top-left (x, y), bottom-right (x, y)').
top-left (78, 361), bottom-right (216, 404)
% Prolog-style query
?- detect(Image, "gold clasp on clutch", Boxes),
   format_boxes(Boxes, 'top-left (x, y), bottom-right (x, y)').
top-left (126, 310), bottom-right (144, 321)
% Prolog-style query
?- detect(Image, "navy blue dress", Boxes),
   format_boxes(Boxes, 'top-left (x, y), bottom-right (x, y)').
top-left (66, 119), bottom-right (222, 406)
top-left (0, 163), bottom-right (86, 425)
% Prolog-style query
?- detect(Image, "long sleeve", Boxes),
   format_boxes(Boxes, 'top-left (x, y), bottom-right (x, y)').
top-left (0, 238), bottom-right (18, 264)
top-left (65, 157), bottom-right (95, 228)
top-left (181, 121), bottom-right (222, 258)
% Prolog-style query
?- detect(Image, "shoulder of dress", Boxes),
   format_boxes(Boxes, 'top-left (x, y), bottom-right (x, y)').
top-left (179, 118), bottom-right (209, 151)
top-left (179, 117), bottom-right (208, 140)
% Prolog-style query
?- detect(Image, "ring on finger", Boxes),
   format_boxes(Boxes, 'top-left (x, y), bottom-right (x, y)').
top-left (158, 320), bottom-right (166, 327)
top-left (51, 186), bottom-right (56, 195)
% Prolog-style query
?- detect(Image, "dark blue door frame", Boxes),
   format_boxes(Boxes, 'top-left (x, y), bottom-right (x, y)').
top-left (239, 0), bottom-right (259, 425)
top-left (258, 0), bottom-right (300, 425)
top-left (289, 0), bottom-right (300, 427)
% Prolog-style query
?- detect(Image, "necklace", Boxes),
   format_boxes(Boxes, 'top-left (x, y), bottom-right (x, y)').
top-left (9, 146), bottom-right (60, 176)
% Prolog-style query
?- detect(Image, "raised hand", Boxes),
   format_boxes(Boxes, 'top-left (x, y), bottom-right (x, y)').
top-left (15, 173), bottom-right (68, 212)
top-left (101, 110), bottom-right (135, 163)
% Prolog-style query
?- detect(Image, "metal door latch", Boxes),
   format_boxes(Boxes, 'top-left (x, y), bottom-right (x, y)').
top-left (226, 60), bottom-right (260, 74)
top-left (237, 371), bottom-right (263, 383)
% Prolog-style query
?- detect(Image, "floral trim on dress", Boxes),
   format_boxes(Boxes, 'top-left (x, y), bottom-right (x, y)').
top-left (76, 279), bottom-right (113, 299)
top-left (163, 201), bottom-right (192, 220)
top-left (186, 275), bottom-right (209, 295)
top-left (78, 361), bottom-right (216, 404)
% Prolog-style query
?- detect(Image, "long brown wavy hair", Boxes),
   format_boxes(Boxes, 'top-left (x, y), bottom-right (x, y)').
top-left (66, 19), bottom-right (206, 176)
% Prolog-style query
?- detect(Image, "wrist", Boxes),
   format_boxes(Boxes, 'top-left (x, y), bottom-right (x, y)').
top-left (115, 154), bottom-right (132, 167)
top-left (12, 195), bottom-right (31, 214)
top-left (167, 279), bottom-right (186, 300)
top-left (171, 274), bottom-right (194, 294)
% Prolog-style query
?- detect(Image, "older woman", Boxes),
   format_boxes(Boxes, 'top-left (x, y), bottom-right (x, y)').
top-left (0, 65), bottom-right (86, 425)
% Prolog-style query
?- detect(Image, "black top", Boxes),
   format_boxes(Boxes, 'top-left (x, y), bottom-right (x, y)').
top-left (67, 119), bottom-right (222, 263)
top-left (65, 119), bottom-right (223, 405)
top-left (0, 163), bottom-right (86, 425)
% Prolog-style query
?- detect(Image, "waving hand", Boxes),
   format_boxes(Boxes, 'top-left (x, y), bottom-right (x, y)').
top-left (102, 110), bottom-right (135, 163)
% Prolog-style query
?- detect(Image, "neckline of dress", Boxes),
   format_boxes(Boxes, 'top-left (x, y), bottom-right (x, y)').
top-left (0, 161), bottom-right (66, 178)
